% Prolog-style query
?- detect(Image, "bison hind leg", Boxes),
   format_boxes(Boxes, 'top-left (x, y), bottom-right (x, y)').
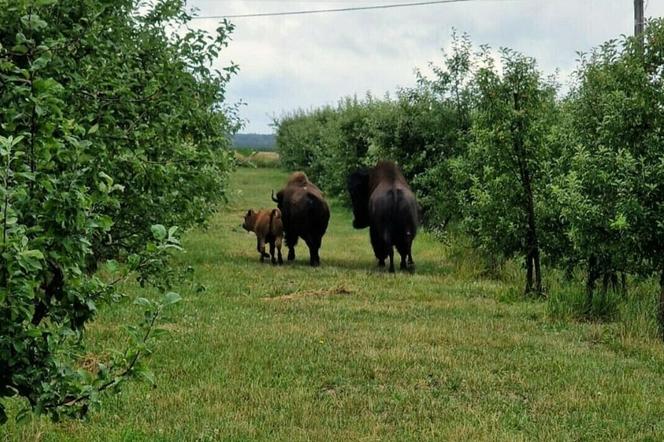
top-left (257, 238), bottom-right (270, 262)
top-left (284, 231), bottom-right (298, 262)
top-left (397, 248), bottom-right (415, 272)
top-left (269, 241), bottom-right (277, 265)
top-left (276, 237), bottom-right (284, 265)
top-left (396, 237), bottom-right (415, 272)
top-left (388, 248), bottom-right (395, 273)
top-left (399, 254), bottom-right (415, 272)
top-left (370, 226), bottom-right (389, 269)
top-left (305, 236), bottom-right (321, 267)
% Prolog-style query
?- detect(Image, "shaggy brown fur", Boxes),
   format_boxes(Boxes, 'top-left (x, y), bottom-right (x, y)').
top-left (242, 208), bottom-right (284, 265)
top-left (347, 161), bottom-right (419, 273)
top-left (272, 172), bottom-right (330, 266)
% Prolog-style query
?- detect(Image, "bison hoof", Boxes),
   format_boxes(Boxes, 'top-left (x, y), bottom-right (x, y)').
top-left (378, 260), bottom-right (385, 268)
top-left (388, 266), bottom-right (395, 273)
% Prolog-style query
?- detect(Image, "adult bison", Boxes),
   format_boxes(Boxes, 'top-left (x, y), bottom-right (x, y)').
top-left (347, 161), bottom-right (419, 273)
top-left (272, 172), bottom-right (330, 266)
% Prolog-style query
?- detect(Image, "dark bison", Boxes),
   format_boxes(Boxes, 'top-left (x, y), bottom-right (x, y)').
top-left (272, 172), bottom-right (330, 266)
top-left (347, 161), bottom-right (419, 273)
top-left (242, 208), bottom-right (284, 265)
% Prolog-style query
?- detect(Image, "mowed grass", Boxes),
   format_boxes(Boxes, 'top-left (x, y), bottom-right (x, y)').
top-left (3, 167), bottom-right (664, 441)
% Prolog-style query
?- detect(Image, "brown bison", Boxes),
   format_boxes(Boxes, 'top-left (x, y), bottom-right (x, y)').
top-left (347, 161), bottom-right (418, 273)
top-left (242, 208), bottom-right (284, 265)
top-left (272, 172), bottom-right (330, 266)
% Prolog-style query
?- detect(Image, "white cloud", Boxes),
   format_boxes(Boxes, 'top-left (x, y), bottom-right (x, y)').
top-left (188, 0), bottom-right (664, 133)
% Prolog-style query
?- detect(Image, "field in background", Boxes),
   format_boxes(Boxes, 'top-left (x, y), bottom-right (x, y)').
top-left (3, 167), bottom-right (664, 441)
top-left (234, 149), bottom-right (280, 168)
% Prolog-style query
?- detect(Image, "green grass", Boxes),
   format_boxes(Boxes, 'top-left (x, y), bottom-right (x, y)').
top-left (3, 167), bottom-right (664, 441)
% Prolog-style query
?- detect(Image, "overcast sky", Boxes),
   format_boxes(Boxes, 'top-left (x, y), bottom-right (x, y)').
top-left (188, 0), bottom-right (664, 134)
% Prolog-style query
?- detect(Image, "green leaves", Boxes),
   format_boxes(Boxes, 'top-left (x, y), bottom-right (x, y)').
top-left (0, 0), bottom-right (236, 423)
top-left (609, 213), bottom-right (629, 231)
top-left (17, 249), bottom-right (44, 271)
top-left (20, 14), bottom-right (47, 31)
top-left (151, 224), bottom-right (167, 241)
top-left (559, 18), bottom-right (664, 280)
top-left (162, 291), bottom-right (181, 307)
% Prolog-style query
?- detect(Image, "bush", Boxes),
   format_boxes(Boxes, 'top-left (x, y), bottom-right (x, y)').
top-left (555, 19), bottom-right (664, 326)
top-left (0, 0), bottom-right (237, 422)
top-left (459, 48), bottom-right (559, 295)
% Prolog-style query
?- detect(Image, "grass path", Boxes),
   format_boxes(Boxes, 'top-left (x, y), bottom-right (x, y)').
top-left (3, 167), bottom-right (664, 441)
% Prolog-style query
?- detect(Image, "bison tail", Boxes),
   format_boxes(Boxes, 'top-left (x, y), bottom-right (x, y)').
top-left (269, 208), bottom-right (282, 236)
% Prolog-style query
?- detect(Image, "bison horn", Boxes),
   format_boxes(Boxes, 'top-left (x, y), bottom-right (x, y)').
top-left (271, 190), bottom-right (278, 203)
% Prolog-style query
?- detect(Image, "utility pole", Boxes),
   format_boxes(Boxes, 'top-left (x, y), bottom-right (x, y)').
top-left (634, 0), bottom-right (645, 39)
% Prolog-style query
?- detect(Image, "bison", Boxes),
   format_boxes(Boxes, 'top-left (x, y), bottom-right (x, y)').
top-left (272, 172), bottom-right (330, 266)
top-left (242, 208), bottom-right (284, 265)
top-left (347, 161), bottom-right (419, 273)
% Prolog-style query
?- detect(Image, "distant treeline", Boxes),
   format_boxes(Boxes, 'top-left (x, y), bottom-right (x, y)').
top-left (232, 133), bottom-right (276, 150)
top-left (275, 23), bottom-right (664, 338)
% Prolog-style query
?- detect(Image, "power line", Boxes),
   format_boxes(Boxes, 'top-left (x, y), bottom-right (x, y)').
top-left (190, 0), bottom-right (488, 20)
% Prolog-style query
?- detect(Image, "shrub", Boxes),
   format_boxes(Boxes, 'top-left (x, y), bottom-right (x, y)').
top-left (0, 0), bottom-right (237, 422)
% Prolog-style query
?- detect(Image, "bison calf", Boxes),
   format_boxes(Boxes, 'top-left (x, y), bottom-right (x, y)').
top-left (242, 208), bottom-right (284, 265)
top-left (348, 161), bottom-right (419, 273)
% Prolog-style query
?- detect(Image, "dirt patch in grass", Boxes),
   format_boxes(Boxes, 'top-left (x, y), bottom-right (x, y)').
top-left (77, 352), bottom-right (110, 374)
top-left (264, 286), bottom-right (353, 301)
top-left (158, 322), bottom-right (186, 333)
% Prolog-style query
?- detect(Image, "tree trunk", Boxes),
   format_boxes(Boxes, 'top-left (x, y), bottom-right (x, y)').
top-left (525, 255), bottom-right (533, 294)
top-left (532, 240), bottom-right (542, 294)
top-left (585, 255), bottom-right (598, 314)
top-left (513, 91), bottom-right (543, 296)
top-left (521, 165), bottom-right (542, 296)
top-left (658, 270), bottom-right (664, 340)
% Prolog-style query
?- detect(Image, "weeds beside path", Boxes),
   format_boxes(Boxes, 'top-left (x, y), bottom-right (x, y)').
top-left (3, 167), bottom-right (664, 441)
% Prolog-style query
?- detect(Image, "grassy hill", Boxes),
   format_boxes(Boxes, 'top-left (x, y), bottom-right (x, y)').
top-left (3, 167), bottom-right (664, 441)
top-left (232, 133), bottom-right (276, 151)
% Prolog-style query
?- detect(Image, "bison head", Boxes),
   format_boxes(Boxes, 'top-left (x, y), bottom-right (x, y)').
top-left (242, 209), bottom-right (256, 232)
top-left (271, 190), bottom-right (284, 209)
top-left (347, 169), bottom-right (370, 229)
